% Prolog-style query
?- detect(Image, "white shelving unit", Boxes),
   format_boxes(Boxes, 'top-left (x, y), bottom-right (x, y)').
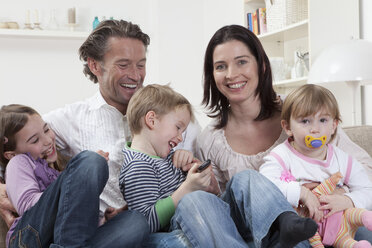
top-left (244, 0), bottom-right (359, 93)
top-left (0, 28), bottom-right (89, 40)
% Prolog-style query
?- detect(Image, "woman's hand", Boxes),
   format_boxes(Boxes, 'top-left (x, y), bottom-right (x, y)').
top-left (319, 194), bottom-right (354, 218)
top-left (300, 186), bottom-right (323, 222)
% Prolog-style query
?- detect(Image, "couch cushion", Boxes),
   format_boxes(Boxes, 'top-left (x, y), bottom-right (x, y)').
top-left (343, 125), bottom-right (372, 157)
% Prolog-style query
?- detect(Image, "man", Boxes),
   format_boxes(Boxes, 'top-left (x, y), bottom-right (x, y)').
top-left (0, 20), bottom-right (199, 247)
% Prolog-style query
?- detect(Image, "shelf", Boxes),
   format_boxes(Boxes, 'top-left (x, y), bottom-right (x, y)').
top-left (257, 20), bottom-right (308, 43)
top-left (0, 29), bottom-right (89, 40)
top-left (244, 0), bottom-right (264, 3)
top-left (274, 76), bottom-right (308, 87)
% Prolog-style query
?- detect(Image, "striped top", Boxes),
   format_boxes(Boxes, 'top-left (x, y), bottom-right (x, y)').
top-left (119, 142), bottom-right (186, 232)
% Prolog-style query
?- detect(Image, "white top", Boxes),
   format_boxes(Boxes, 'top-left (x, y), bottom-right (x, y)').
top-left (196, 122), bottom-right (372, 192)
top-left (259, 140), bottom-right (372, 209)
top-left (44, 91), bottom-right (201, 212)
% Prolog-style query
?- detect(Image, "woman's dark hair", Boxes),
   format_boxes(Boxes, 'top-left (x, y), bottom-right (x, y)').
top-left (79, 19), bottom-right (150, 83)
top-left (202, 24), bottom-right (279, 129)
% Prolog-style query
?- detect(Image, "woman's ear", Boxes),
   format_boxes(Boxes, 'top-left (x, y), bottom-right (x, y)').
top-left (3, 151), bottom-right (16, 161)
top-left (281, 120), bottom-right (293, 137)
top-left (144, 111), bottom-right (157, 130)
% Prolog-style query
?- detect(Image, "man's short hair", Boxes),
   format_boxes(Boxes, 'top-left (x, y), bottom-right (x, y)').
top-left (79, 19), bottom-right (150, 83)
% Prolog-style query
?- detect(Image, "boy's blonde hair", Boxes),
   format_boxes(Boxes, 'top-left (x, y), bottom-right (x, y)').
top-left (281, 84), bottom-right (342, 141)
top-left (127, 84), bottom-right (194, 135)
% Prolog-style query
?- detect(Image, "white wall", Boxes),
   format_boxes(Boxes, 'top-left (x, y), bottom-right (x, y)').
top-left (360, 0), bottom-right (372, 125)
top-left (0, 0), bottom-right (243, 129)
top-left (1, 0), bottom-right (371, 128)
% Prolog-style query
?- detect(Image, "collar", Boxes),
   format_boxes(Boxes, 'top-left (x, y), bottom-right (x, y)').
top-left (87, 91), bottom-right (109, 111)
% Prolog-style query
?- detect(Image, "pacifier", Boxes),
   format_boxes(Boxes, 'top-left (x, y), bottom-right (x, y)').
top-left (305, 135), bottom-right (327, 148)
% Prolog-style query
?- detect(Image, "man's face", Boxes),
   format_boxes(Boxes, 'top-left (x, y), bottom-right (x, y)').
top-left (96, 37), bottom-right (146, 114)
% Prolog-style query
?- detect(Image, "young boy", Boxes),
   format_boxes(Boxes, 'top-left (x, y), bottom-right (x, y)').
top-left (118, 84), bottom-right (219, 232)
top-left (119, 84), bottom-right (318, 248)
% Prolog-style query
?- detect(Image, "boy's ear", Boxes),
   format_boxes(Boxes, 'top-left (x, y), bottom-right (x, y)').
top-left (87, 57), bottom-right (101, 76)
top-left (281, 120), bottom-right (293, 137)
top-left (3, 151), bottom-right (16, 161)
top-left (144, 111), bottom-right (156, 130)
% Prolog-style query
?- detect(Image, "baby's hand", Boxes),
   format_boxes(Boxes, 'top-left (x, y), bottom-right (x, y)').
top-left (172, 149), bottom-right (194, 171)
top-left (319, 194), bottom-right (354, 218)
top-left (96, 150), bottom-right (109, 161)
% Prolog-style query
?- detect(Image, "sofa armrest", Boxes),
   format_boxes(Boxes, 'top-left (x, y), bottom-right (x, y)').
top-left (343, 125), bottom-right (372, 157)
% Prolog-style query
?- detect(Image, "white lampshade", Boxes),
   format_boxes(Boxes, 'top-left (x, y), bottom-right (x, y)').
top-left (308, 39), bottom-right (372, 125)
top-left (308, 39), bottom-right (372, 84)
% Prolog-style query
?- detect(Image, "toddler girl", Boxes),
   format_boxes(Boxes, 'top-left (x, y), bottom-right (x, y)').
top-left (260, 84), bottom-right (372, 247)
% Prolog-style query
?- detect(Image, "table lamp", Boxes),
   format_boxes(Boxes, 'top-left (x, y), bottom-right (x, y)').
top-left (308, 39), bottom-right (372, 125)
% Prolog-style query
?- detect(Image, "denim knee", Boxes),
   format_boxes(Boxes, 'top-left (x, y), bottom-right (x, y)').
top-left (69, 150), bottom-right (108, 183)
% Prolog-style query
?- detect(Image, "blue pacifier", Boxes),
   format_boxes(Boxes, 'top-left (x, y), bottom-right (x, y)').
top-left (305, 135), bottom-right (327, 148)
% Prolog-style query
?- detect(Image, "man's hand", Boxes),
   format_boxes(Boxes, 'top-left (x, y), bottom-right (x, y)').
top-left (0, 183), bottom-right (17, 228)
top-left (96, 150), bottom-right (109, 161)
top-left (103, 204), bottom-right (128, 223)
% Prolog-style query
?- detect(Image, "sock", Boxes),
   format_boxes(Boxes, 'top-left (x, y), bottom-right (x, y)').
top-left (277, 211), bottom-right (318, 248)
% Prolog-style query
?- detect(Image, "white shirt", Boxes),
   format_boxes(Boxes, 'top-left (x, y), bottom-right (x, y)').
top-left (259, 140), bottom-right (372, 209)
top-left (43, 92), bottom-right (201, 212)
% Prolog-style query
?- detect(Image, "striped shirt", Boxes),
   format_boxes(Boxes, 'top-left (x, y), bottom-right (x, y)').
top-left (119, 143), bottom-right (186, 232)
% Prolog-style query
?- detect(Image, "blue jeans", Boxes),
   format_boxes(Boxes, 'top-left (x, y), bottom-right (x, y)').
top-left (9, 151), bottom-right (149, 248)
top-left (145, 170), bottom-right (314, 248)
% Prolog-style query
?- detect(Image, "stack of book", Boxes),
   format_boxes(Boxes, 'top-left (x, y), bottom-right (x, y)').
top-left (247, 7), bottom-right (267, 36)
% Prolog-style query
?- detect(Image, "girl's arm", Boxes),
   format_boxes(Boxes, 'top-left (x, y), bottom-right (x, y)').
top-left (6, 155), bottom-right (42, 216)
top-left (259, 154), bottom-right (302, 207)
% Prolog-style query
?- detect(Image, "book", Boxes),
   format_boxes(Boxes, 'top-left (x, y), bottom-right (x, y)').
top-left (247, 12), bottom-right (253, 32)
top-left (258, 8), bottom-right (267, 34)
top-left (252, 10), bottom-right (259, 35)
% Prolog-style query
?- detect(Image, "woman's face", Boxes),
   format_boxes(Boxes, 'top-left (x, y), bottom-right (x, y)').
top-left (212, 40), bottom-right (259, 104)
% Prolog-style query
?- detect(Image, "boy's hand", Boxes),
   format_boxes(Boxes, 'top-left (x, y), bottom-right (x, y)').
top-left (300, 186), bottom-right (323, 222)
top-left (172, 149), bottom-right (195, 171)
top-left (205, 171), bottom-right (221, 195)
top-left (97, 150), bottom-right (109, 161)
top-left (319, 194), bottom-right (354, 218)
top-left (184, 163), bottom-right (211, 192)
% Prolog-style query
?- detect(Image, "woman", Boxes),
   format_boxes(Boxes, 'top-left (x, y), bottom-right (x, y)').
top-left (196, 24), bottom-right (372, 247)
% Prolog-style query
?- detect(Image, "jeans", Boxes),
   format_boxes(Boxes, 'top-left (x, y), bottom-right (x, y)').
top-left (9, 151), bottom-right (149, 248)
top-left (145, 170), bottom-right (307, 248)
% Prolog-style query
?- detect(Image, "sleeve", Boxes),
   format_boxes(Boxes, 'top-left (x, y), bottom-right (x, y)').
top-left (176, 119), bottom-right (202, 155)
top-left (332, 127), bottom-right (372, 182)
top-left (259, 154), bottom-right (301, 207)
top-left (43, 106), bottom-right (73, 158)
top-left (195, 127), bottom-right (228, 192)
top-left (120, 159), bottom-right (174, 232)
top-left (344, 158), bottom-right (372, 210)
top-left (6, 155), bottom-right (42, 216)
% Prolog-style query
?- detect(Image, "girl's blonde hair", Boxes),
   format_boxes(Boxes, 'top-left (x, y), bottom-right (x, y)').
top-left (281, 84), bottom-right (342, 140)
top-left (127, 84), bottom-right (194, 135)
top-left (0, 104), bottom-right (66, 171)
